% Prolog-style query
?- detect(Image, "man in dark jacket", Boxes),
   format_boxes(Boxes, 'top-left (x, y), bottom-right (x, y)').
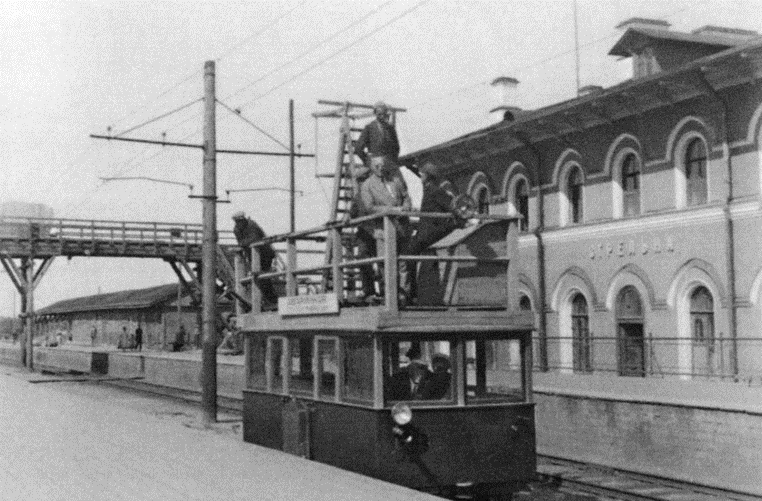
top-left (354, 101), bottom-right (400, 170)
top-left (405, 162), bottom-right (463, 302)
top-left (407, 162), bottom-right (461, 255)
top-left (232, 212), bottom-right (278, 306)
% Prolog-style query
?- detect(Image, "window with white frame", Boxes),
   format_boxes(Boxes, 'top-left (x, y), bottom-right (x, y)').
top-left (567, 166), bottom-right (584, 224)
top-left (475, 185), bottom-right (490, 215)
top-left (621, 154), bottom-right (641, 217)
top-left (571, 293), bottom-right (592, 373)
top-left (514, 178), bottom-right (529, 231)
top-left (690, 286), bottom-right (714, 344)
top-left (685, 138), bottom-right (708, 206)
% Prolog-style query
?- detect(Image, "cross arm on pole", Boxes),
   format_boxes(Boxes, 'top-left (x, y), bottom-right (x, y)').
top-left (90, 134), bottom-right (314, 158)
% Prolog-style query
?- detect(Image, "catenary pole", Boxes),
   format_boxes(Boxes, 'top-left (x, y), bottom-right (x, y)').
top-left (201, 60), bottom-right (218, 424)
top-left (24, 259), bottom-right (34, 370)
top-left (289, 99), bottom-right (296, 233)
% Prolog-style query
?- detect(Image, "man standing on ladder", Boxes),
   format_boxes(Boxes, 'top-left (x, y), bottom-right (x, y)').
top-left (352, 101), bottom-right (407, 304)
top-left (354, 101), bottom-right (400, 175)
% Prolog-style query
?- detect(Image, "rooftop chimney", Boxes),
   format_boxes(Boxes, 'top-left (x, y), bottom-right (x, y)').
top-left (616, 17), bottom-right (671, 31)
top-left (490, 76), bottom-right (521, 122)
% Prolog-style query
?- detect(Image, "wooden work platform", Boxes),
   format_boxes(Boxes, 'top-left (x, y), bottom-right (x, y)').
top-left (241, 306), bottom-right (534, 334)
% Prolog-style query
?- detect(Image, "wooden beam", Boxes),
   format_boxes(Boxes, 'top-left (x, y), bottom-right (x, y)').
top-left (32, 257), bottom-right (54, 290)
top-left (0, 256), bottom-right (26, 293)
top-left (178, 259), bottom-right (202, 291)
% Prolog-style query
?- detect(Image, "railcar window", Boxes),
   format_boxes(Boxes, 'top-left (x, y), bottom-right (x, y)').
top-left (289, 337), bottom-right (313, 396)
top-left (466, 339), bottom-right (523, 403)
top-left (316, 338), bottom-right (339, 400)
top-left (343, 337), bottom-right (374, 404)
top-left (248, 335), bottom-right (267, 390)
top-left (384, 340), bottom-right (454, 404)
top-left (266, 337), bottom-right (287, 394)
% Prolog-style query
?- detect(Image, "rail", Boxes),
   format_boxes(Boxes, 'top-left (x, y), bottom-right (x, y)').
top-left (535, 335), bottom-right (762, 384)
top-left (0, 216), bottom-right (238, 246)
top-left (243, 211), bottom-right (521, 313)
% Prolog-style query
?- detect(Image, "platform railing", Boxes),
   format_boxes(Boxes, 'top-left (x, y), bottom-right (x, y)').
top-left (242, 211), bottom-right (521, 313)
top-left (0, 216), bottom-right (238, 246)
top-left (537, 335), bottom-right (762, 384)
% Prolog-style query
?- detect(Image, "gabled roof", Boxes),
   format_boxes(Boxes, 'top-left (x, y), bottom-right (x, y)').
top-left (37, 284), bottom-right (186, 316)
top-left (609, 26), bottom-right (755, 57)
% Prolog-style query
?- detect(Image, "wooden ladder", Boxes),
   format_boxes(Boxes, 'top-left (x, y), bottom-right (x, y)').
top-left (320, 104), bottom-right (363, 297)
top-left (314, 100), bottom-right (404, 300)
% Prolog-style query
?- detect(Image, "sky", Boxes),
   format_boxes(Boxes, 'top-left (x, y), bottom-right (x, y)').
top-left (2, 0), bottom-right (762, 316)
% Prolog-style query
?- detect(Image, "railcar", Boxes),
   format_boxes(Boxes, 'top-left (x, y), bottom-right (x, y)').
top-left (236, 210), bottom-right (536, 500)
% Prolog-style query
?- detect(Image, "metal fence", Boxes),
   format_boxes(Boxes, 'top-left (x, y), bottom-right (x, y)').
top-left (534, 335), bottom-right (762, 386)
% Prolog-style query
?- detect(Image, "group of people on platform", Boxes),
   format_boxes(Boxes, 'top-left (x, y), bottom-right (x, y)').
top-left (350, 101), bottom-right (462, 306)
top-left (117, 324), bottom-right (143, 351)
top-left (230, 100), bottom-right (467, 308)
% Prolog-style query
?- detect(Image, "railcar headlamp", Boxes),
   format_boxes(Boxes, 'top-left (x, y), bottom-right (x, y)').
top-left (391, 402), bottom-right (413, 426)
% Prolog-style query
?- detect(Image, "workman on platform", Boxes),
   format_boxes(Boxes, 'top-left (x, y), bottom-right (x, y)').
top-left (232, 212), bottom-right (278, 306)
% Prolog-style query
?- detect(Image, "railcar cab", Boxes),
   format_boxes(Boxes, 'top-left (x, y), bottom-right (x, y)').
top-left (238, 213), bottom-right (535, 500)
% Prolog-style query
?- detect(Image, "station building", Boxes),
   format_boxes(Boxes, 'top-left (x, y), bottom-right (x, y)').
top-left (402, 19), bottom-right (762, 494)
top-left (404, 18), bottom-right (762, 383)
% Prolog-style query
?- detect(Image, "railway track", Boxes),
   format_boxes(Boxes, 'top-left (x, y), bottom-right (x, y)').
top-left (537, 455), bottom-right (761, 501)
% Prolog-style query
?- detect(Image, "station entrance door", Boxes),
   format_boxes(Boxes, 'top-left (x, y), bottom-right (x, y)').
top-left (616, 286), bottom-right (645, 377)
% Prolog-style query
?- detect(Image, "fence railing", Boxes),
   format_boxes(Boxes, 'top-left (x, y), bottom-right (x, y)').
top-left (535, 335), bottom-right (762, 385)
top-left (0, 216), bottom-right (238, 246)
top-left (243, 211), bottom-right (520, 312)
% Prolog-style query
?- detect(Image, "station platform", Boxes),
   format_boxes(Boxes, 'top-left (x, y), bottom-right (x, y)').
top-left (0, 366), bottom-right (439, 501)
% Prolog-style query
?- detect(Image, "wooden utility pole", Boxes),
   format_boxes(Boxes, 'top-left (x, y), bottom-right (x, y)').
top-left (289, 99), bottom-right (296, 233)
top-left (201, 60), bottom-right (218, 425)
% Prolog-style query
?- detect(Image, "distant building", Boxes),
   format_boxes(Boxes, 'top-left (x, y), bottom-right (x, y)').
top-left (35, 283), bottom-right (229, 349)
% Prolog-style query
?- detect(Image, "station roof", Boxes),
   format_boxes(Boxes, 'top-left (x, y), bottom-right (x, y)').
top-left (37, 283), bottom-right (189, 316)
top-left (399, 37), bottom-right (762, 172)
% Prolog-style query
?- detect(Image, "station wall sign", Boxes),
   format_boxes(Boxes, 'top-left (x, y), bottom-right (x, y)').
top-left (588, 235), bottom-right (675, 260)
top-left (278, 293), bottom-right (340, 317)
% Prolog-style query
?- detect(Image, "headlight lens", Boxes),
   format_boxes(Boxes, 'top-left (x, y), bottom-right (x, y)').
top-left (391, 402), bottom-right (412, 425)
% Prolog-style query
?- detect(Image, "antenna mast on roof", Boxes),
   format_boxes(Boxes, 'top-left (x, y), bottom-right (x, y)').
top-left (574, 0), bottom-right (581, 94)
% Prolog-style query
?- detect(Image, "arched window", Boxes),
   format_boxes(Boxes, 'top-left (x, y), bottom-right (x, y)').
top-left (519, 295), bottom-right (532, 311)
top-left (567, 167), bottom-right (584, 224)
top-left (475, 186), bottom-right (490, 215)
top-left (616, 286), bottom-right (645, 377)
top-left (514, 179), bottom-right (529, 231)
top-left (690, 286), bottom-right (714, 344)
top-left (621, 154), bottom-right (641, 217)
top-left (685, 138), bottom-right (708, 206)
top-left (571, 294), bottom-right (591, 373)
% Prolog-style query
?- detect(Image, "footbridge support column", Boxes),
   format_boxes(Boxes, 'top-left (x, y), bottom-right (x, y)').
top-left (0, 256), bottom-right (54, 369)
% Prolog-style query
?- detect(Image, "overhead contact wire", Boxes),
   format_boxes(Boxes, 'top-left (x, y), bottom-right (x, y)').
top-left (240, 0), bottom-right (431, 109)
top-left (114, 98), bottom-right (203, 138)
top-left (226, 0), bottom-right (393, 102)
top-left (217, 99), bottom-right (289, 151)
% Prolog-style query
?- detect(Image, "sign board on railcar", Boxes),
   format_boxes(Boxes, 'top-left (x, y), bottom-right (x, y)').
top-left (278, 293), bottom-right (339, 316)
